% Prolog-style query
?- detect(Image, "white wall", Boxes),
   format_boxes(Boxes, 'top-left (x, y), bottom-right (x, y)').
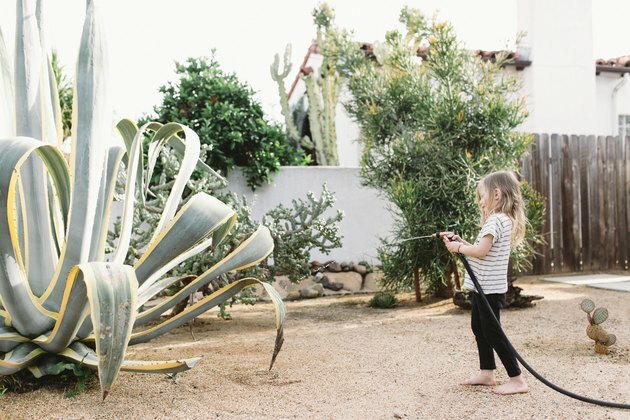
top-left (226, 167), bottom-right (395, 264)
top-left (596, 73), bottom-right (630, 135)
top-left (517, 0), bottom-right (597, 135)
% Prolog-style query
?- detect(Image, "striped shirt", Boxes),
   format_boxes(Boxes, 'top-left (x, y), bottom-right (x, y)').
top-left (463, 213), bottom-right (513, 294)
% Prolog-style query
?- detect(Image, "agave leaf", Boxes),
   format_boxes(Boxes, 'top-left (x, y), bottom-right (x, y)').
top-left (0, 310), bottom-right (10, 327)
top-left (0, 23), bottom-right (15, 137)
top-left (89, 146), bottom-right (125, 261)
top-left (41, 0), bottom-right (111, 310)
top-left (36, 0), bottom-right (64, 145)
top-left (134, 193), bottom-right (236, 286)
top-left (137, 275), bottom-right (194, 309)
top-left (0, 327), bottom-right (29, 352)
top-left (0, 343), bottom-right (45, 375)
top-left (166, 134), bottom-right (227, 185)
top-left (128, 278), bottom-right (285, 369)
top-left (80, 262), bottom-right (137, 399)
top-left (59, 342), bottom-right (202, 374)
top-left (0, 138), bottom-right (71, 335)
top-left (143, 123), bottom-right (200, 242)
top-left (110, 121), bottom-right (167, 264)
top-left (14, 1), bottom-right (63, 297)
top-left (135, 225), bottom-right (274, 325)
top-left (115, 118), bottom-right (144, 203)
top-left (15, 0), bottom-right (44, 139)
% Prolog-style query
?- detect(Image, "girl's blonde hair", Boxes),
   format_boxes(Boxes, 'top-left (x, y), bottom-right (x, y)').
top-left (476, 170), bottom-right (526, 247)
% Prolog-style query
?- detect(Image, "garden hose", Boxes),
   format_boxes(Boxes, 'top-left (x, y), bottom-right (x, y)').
top-left (435, 233), bottom-right (630, 410)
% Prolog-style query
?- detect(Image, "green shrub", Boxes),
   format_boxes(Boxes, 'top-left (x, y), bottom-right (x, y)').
top-left (145, 54), bottom-right (308, 188)
top-left (369, 293), bottom-right (398, 309)
top-left (331, 7), bottom-right (535, 294)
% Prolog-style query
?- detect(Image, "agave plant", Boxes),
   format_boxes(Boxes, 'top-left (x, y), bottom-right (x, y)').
top-left (0, 0), bottom-right (285, 399)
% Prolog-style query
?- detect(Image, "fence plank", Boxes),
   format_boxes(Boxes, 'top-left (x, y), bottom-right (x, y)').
top-left (616, 135), bottom-right (628, 270)
top-left (579, 136), bottom-right (592, 270)
top-left (587, 137), bottom-right (601, 270)
top-left (537, 134), bottom-right (552, 273)
top-left (550, 134), bottom-right (564, 271)
top-left (563, 135), bottom-right (581, 271)
top-left (604, 136), bottom-right (617, 269)
top-left (596, 136), bottom-right (607, 269)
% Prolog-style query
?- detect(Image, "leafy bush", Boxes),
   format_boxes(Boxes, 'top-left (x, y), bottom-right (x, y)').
top-left (369, 293), bottom-right (398, 309)
top-left (145, 55), bottom-right (308, 188)
top-left (333, 8), bottom-right (534, 294)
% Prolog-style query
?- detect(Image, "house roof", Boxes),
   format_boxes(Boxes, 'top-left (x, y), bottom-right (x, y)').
top-left (596, 56), bottom-right (630, 75)
top-left (287, 40), bottom-right (531, 99)
top-left (287, 41), bottom-right (630, 99)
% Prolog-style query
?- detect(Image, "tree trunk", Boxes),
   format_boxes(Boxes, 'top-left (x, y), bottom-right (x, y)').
top-left (413, 267), bottom-right (421, 302)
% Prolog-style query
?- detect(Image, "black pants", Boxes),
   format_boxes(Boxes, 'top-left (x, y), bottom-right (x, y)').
top-left (471, 292), bottom-right (521, 377)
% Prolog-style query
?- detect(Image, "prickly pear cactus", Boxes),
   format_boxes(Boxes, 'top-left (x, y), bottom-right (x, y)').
top-left (580, 298), bottom-right (616, 354)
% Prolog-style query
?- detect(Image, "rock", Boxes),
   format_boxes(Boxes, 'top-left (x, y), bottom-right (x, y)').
top-left (299, 287), bottom-right (320, 299)
top-left (311, 283), bottom-right (324, 294)
top-left (362, 270), bottom-right (384, 292)
top-left (273, 275), bottom-right (315, 293)
top-left (354, 264), bottom-right (368, 275)
top-left (325, 272), bottom-right (363, 292)
top-left (319, 275), bottom-right (344, 291)
top-left (314, 271), bottom-right (325, 281)
top-left (327, 261), bottom-right (342, 272)
top-left (310, 260), bottom-right (323, 269)
top-left (284, 291), bottom-right (301, 301)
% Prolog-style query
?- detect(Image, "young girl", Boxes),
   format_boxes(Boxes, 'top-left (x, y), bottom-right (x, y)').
top-left (440, 170), bottom-right (529, 395)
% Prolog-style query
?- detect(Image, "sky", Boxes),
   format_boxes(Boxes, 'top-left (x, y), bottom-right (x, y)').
top-left (1, 0), bottom-right (629, 123)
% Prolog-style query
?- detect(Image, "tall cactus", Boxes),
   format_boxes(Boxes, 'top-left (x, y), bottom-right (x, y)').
top-left (270, 3), bottom-right (342, 166)
top-left (270, 44), bottom-right (311, 151)
top-left (580, 298), bottom-right (617, 355)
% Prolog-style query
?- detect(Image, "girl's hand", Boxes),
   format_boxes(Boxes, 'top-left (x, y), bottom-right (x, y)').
top-left (444, 238), bottom-right (462, 254)
top-left (436, 231), bottom-right (462, 242)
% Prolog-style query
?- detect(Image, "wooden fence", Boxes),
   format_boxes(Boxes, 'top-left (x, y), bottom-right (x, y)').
top-left (520, 134), bottom-right (630, 274)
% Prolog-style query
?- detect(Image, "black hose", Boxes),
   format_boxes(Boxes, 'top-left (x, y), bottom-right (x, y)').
top-left (457, 252), bottom-right (630, 409)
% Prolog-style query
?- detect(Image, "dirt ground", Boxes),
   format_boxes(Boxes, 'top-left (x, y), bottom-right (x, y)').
top-left (1, 276), bottom-right (629, 419)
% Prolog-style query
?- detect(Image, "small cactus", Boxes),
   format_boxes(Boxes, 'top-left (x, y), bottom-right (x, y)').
top-left (580, 298), bottom-right (595, 313)
top-left (580, 298), bottom-right (616, 354)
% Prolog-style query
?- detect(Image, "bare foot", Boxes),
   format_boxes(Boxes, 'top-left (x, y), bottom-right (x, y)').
top-left (493, 376), bottom-right (529, 395)
top-left (459, 370), bottom-right (496, 386)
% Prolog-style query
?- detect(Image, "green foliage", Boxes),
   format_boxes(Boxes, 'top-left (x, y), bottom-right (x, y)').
top-left (53, 362), bottom-right (97, 398)
top-left (510, 182), bottom-right (546, 273)
top-left (50, 51), bottom-right (73, 139)
top-left (369, 292), bottom-right (398, 309)
top-left (333, 9), bottom-right (534, 293)
top-left (0, 361), bottom-right (96, 397)
top-left (146, 55), bottom-right (308, 188)
top-left (263, 184), bottom-right (344, 282)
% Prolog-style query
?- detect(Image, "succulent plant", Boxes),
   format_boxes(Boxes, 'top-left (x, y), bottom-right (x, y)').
top-left (580, 298), bottom-right (615, 355)
top-left (0, 0), bottom-right (284, 399)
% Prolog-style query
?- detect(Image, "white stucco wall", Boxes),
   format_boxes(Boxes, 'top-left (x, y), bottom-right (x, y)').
top-left (225, 167), bottom-right (395, 264)
top-left (517, 0), bottom-right (597, 135)
top-left (596, 73), bottom-right (630, 135)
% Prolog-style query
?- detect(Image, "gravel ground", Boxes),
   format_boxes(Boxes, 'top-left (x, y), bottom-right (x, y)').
top-left (1, 276), bottom-right (629, 419)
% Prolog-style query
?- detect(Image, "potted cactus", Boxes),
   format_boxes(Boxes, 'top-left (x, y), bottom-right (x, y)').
top-left (580, 298), bottom-right (617, 355)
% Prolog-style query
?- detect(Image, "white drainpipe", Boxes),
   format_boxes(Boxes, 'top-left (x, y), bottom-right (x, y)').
top-left (612, 73), bottom-right (628, 135)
